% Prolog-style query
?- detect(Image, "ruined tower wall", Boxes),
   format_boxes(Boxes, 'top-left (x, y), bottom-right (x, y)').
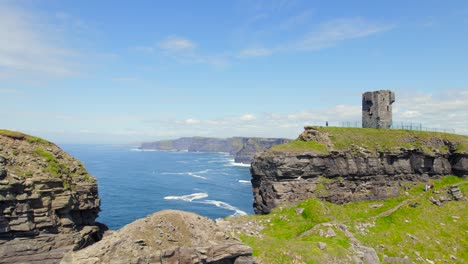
top-left (362, 90), bottom-right (395, 128)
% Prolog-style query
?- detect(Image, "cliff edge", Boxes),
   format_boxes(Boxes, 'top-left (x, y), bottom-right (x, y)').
top-left (251, 126), bottom-right (468, 214)
top-left (0, 130), bottom-right (106, 263)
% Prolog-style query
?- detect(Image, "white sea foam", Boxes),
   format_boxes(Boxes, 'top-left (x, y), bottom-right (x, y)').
top-left (161, 171), bottom-right (208, 180)
top-left (164, 192), bottom-right (208, 202)
top-left (130, 148), bottom-right (159, 152)
top-left (187, 173), bottom-right (207, 179)
top-left (198, 200), bottom-right (247, 216)
top-left (238, 180), bottom-right (250, 184)
top-left (224, 159), bottom-right (251, 167)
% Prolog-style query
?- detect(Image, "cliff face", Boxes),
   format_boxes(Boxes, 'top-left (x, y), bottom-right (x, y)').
top-left (251, 127), bottom-right (468, 214)
top-left (140, 137), bottom-right (291, 163)
top-left (62, 210), bottom-right (256, 264)
top-left (0, 130), bottom-right (106, 263)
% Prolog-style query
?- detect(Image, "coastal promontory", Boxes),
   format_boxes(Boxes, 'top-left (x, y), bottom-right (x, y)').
top-left (251, 126), bottom-right (468, 214)
top-left (0, 130), bottom-right (106, 263)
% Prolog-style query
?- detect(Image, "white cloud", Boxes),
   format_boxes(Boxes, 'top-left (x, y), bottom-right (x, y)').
top-left (400, 110), bottom-right (422, 118)
top-left (240, 114), bottom-right (256, 121)
top-left (185, 118), bottom-right (201, 125)
top-left (394, 90), bottom-right (468, 134)
top-left (0, 4), bottom-right (79, 76)
top-left (159, 36), bottom-right (197, 51)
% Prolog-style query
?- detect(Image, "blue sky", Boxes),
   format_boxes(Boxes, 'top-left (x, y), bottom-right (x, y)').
top-left (1, 0), bottom-right (467, 143)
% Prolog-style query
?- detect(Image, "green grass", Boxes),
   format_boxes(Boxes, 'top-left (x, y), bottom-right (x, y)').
top-left (35, 147), bottom-right (69, 177)
top-left (271, 127), bottom-right (468, 155)
top-left (271, 140), bottom-right (329, 154)
top-left (0, 129), bottom-right (50, 144)
top-left (235, 176), bottom-right (467, 264)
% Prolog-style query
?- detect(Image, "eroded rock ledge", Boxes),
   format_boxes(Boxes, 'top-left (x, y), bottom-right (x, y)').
top-left (251, 127), bottom-right (468, 214)
top-left (0, 130), bottom-right (106, 263)
top-left (62, 210), bottom-right (256, 264)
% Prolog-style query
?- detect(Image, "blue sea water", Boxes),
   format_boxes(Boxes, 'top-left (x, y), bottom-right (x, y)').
top-left (59, 144), bottom-right (254, 230)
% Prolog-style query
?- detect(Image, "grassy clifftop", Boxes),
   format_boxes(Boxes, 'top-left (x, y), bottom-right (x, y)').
top-left (228, 176), bottom-right (467, 263)
top-left (0, 129), bottom-right (93, 185)
top-left (271, 127), bottom-right (468, 155)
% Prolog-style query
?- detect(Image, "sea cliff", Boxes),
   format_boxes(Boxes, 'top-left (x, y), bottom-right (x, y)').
top-left (140, 137), bottom-right (291, 163)
top-left (0, 130), bottom-right (106, 263)
top-left (251, 126), bottom-right (468, 214)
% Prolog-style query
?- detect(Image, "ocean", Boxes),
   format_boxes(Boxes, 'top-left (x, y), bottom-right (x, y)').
top-left (60, 144), bottom-right (254, 230)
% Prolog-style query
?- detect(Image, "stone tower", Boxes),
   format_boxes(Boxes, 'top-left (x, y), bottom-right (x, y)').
top-left (362, 90), bottom-right (395, 128)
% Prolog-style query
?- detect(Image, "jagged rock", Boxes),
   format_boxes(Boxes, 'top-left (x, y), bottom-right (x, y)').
top-left (0, 156), bottom-right (7, 179)
top-left (449, 186), bottom-right (463, 200)
top-left (358, 246), bottom-right (380, 264)
top-left (383, 256), bottom-right (412, 263)
top-left (295, 207), bottom-right (304, 214)
top-left (62, 210), bottom-right (256, 264)
top-left (429, 196), bottom-right (443, 206)
top-left (317, 242), bottom-right (327, 250)
top-left (0, 131), bottom-right (106, 263)
top-left (326, 227), bottom-right (336, 238)
top-left (251, 127), bottom-right (467, 214)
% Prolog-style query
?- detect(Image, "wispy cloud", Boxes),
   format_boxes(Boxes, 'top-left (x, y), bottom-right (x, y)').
top-left (159, 36), bottom-right (197, 51)
top-left (134, 35), bottom-right (229, 67)
top-left (293, 18), bottom-right (393, 51)
top-left (239, 17), bottom-right (393, 58)
top-left (0, 4), bottom-right (79, 76)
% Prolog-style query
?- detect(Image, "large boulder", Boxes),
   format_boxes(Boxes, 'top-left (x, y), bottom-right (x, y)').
top-left (62, 210), bottom-right (256, 264)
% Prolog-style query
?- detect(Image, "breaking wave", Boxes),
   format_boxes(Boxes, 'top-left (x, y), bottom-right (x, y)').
top-left (164, 192), bottom-right (208, 202)
top-left (238, 180), bottom-right (250, 184)
top-left (198, 200), bottom-right (247, 216)
top-left (161, 171), bottom-right (208, 180)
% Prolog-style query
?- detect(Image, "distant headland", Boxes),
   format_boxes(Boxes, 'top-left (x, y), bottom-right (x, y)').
top-left (139, 137), bottom-right (291, 164)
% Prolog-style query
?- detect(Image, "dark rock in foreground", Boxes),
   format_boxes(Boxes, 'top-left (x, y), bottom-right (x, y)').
top-left (251, 127), bottom-right (468, 214)
top-left (0, 130), bottom-right (106, 263)
top-left (62, 210), bottom-right (256, 264)
top-left (140, 137), bottom-right (291, 164)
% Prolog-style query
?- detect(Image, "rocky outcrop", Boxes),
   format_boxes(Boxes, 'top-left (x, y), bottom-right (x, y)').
top-left (235, 138), bottom-right (291, 164)
top-left (62, 210), bottom-right (256, 264)
top-left (140, 137), bottom-right (291, 164)
top-left (0, 130), bottom-right (106, 263)
top-left (251, 127), bottom-right (468, 214)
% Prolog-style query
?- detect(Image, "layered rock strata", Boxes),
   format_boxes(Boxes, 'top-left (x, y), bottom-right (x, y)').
top-left (251, 127), bottom-right (468, 214)
top-left (0, 131), bottom-right (106, 263)
top-left (62, 210), bottom-right (256, 264)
